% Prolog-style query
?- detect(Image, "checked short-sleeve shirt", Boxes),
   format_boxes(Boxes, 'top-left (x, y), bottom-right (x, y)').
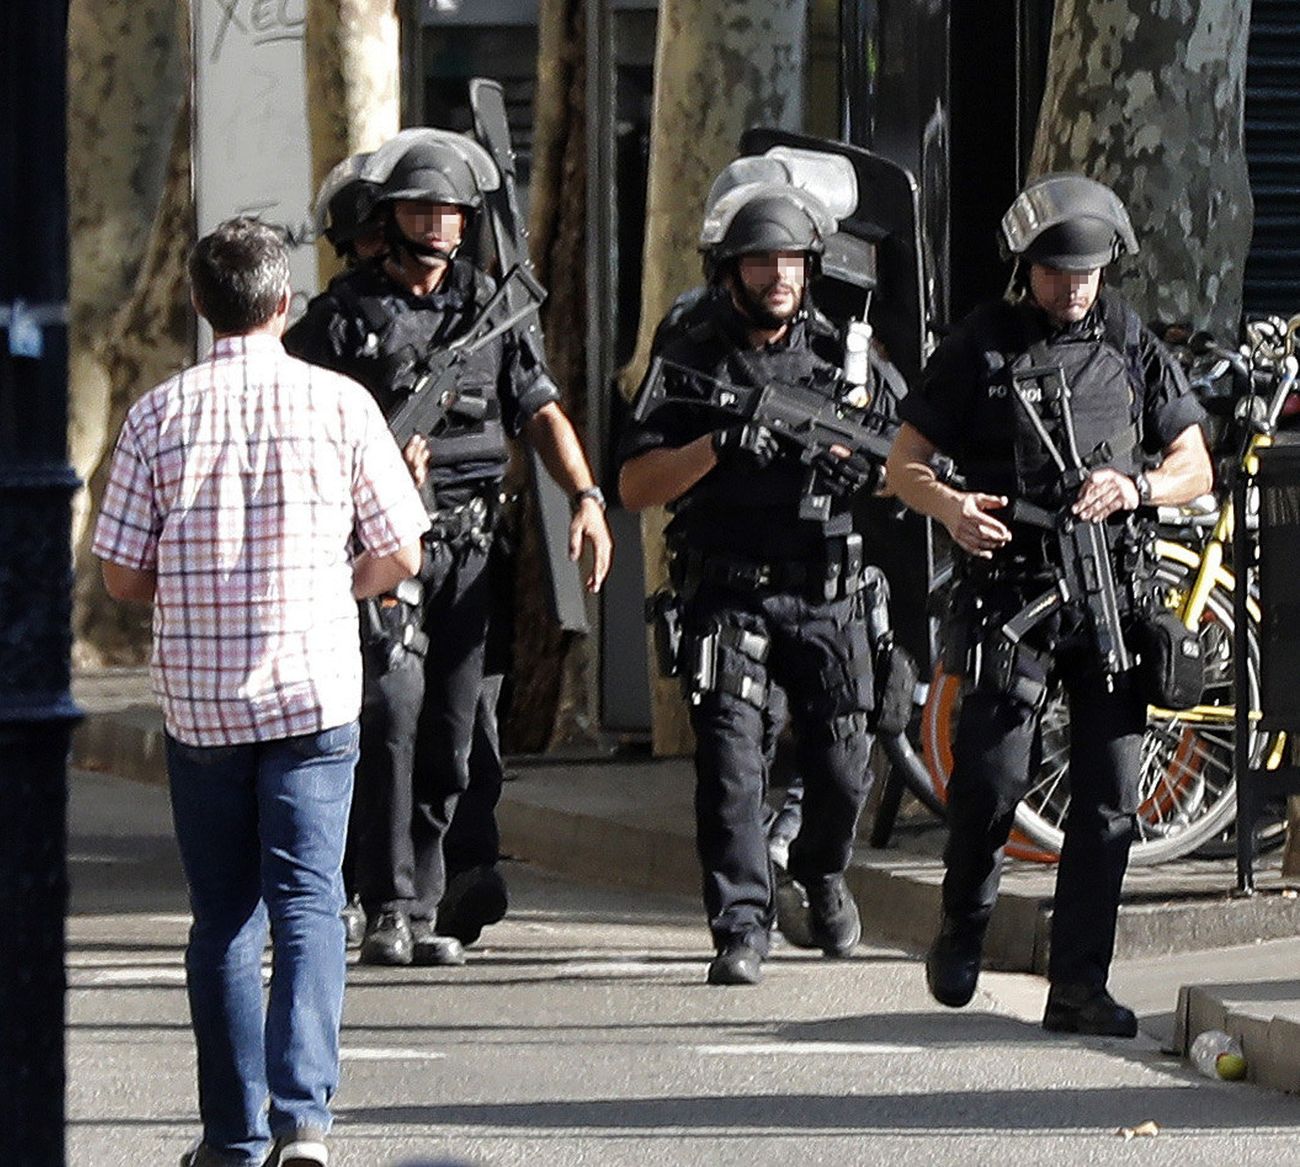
top-left (93, 333), bottom-right (429, 746)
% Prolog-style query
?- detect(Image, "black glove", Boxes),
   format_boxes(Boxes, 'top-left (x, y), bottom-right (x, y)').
top-left (811, 449), bottom-right (878, 499)
top-left (712, 422), bottom-right (780, 469)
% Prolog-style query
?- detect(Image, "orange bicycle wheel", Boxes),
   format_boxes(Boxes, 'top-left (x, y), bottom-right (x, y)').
top-left (920, 663), bottom-right (1061, 864)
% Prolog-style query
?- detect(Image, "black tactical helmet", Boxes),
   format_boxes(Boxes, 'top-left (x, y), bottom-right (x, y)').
top-left (713, 195), bottom-right (826, 264)
top-left (375, 139), bottom-right (482, 209)
top-left (1000, 173), bottom-right (1138, 271)
top-left (312, 153), bottom-right (376, 255)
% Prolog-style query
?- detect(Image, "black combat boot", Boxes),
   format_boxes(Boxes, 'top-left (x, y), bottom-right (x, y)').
top-left (707, 939), bottom-right (764, 986)
top-left (341, 893), bottom-right (366, 949)
top-left (1042, 983), bottom-right (1138, 1037)
top-left (409, 918), bottom-right (468, 966)
top-left (925, 915), bottom-right (984, 1008)
top-left (437, 864), bottom-right (509, 946)
top-left (358, 910), bottom-right (413, 966)
top-left (773, 871), bottom-right (816, 950)
top-left (806, 874), bottom-right (861, 958)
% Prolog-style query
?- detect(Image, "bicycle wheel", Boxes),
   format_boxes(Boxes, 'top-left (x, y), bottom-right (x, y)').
top-left (1012, 553), bottom-right (1279, 865)
top-left (920, 550), bottom-right (1284, 865)
top-left (920, 664), bottom-right (1061, 864)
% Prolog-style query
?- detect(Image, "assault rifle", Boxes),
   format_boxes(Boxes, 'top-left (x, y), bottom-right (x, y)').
top-left (632, 355), bottom-right (896, 521)
top-left (386, 264), bottom-right (546, 449)
top-left (1000, 361), bottom-right (1133, 684)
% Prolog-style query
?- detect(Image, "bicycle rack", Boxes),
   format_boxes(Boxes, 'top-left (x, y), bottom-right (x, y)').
top-left (1233, 438), bottom-right (1300, 892)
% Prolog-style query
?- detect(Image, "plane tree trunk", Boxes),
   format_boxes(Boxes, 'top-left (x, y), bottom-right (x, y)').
top-left (1030, 0), bottom-right (1253, 339)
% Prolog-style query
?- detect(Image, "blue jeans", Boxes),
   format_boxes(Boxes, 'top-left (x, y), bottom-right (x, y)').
top-left (166, 722), bottom-right (358, 1162)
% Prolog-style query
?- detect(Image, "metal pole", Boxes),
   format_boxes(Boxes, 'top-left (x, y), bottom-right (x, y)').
top-left (585, 0), bottom-right (614, 485)
top-left (1233, 458), bottom-right (1254, 893)
top-left (839, 0), bottom-right (879, 147)
top-left (0, 1), bottom-right (79, 1162)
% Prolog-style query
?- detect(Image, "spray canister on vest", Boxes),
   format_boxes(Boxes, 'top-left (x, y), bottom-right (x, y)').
top-left (843, 320), bottom-right (872, 400)
top-left (1189, 1030), bottom-right (1246, 1081)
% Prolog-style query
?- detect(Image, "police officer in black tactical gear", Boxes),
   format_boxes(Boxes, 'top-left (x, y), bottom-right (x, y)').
top-left (619, 166), bottom-right (892, 987)
top-left (313, 151), bottom-right (385, 265)
top-left (308, 152), bottom-right (387, 948)
top-left (887, 173), bottom-right (1213, 1036)
top-left (286, 130), bottom-right (612, 968)
top-left (308, 147), bottom-right (524, 954)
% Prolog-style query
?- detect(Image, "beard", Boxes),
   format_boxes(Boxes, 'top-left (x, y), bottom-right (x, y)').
top-left (732, 278), bottom-right (802, 330)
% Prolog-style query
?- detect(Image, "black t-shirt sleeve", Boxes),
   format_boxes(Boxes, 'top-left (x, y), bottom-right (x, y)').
top-left (1138, 326), bottom-right (1207, 452)
top-left (615, 356), bottom-right (714, 468)
top-left (896, 325), bottom-right (977, 453)
top-left (495, 328), bottom-right (562, 436)
top-left (282, 292), bottom-right (352, 372)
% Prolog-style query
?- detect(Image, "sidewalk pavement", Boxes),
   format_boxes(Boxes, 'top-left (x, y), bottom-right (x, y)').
top-left (71, 667), bottom-right (1300, 1094)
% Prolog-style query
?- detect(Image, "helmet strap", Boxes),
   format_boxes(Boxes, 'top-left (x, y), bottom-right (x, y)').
top-left (382, 207), bottom-right (458, 268)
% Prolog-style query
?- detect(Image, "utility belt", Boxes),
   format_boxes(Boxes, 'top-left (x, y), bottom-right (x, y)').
top-left (425, 487), bottom-right (500, 550)
top-left (361, 575), bottom-right (429, 675)
top-left (940, 527), bottom-right (1199, 712)
top-left (668, 533), bottom-right (866, 604)
top-left (646, 534), bottom-right (885, 719)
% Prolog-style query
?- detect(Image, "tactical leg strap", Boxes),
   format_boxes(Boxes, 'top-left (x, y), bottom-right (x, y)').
top-left (978, 629), bottom-right (1049, 711)
top-left (685, 622), bottom-right (770, 709)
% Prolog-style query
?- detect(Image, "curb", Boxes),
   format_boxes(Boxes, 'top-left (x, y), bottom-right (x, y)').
top-left (71, 704), bottom-right (1297, 973)
top-left (1177, 981), bottom-right (1300, 1094)
top-left (72, 711), bottom-right (169, 788)
top-left (68, 693), bottom-right (1300, 980)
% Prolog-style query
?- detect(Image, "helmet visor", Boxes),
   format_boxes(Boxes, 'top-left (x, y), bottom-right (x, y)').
top-left (701, 148), bottom-right (856, 250)
top-left (312, 153), bottom-right (372, 238)
top-left (1000, 173), bottom-right (1138, 263)
top-left (360, 129), bottom-right (500, 196)
top-left (701, 183), bottom-right (837, 252)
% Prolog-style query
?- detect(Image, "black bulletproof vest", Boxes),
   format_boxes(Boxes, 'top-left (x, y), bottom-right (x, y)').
top-left (663, 304), bottom-right (856, 558)
top-left (960, 296), bottom-right (1144, 510)
top-left (333, 262), bottom-right (509, 473)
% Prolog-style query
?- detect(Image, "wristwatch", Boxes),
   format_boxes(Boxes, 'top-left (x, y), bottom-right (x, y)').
top-left (1133, 472), bottom-right (1153, 507)
top-left (572, 485), bottom-right (606, 512)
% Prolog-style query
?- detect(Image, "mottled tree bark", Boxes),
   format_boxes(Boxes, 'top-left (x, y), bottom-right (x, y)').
top-left (68, 0), bottom-right (191, 663)
top-left (303, 0), bottom-right (400, 286)
top-left (626, 0), bottom-right (807, 756)
top-left (1030, 0), bottom-right (1253, 338)
top-left (1032, 4), bottom-right (1297, 866)
top-left (506, 0), bottom-right (591, 751)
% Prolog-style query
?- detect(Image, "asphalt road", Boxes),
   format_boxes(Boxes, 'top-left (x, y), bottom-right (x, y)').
top-left (66, 769), bottom-right (1300, 1166)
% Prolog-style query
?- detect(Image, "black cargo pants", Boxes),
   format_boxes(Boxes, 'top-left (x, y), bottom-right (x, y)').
top-left (684, 581), bottom-right (876, 956)
top-left (943, 633), bottom-right (1145, 989)
top-left (355, 536), bottom-right (492, 922)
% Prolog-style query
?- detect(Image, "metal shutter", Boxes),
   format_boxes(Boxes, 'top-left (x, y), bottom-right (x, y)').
top-left (1244, 2), bottom-right (1300, 316)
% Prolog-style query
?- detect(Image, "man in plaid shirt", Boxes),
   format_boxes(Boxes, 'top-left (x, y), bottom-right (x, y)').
top-left (93, 218), bottom-right (428, 1167)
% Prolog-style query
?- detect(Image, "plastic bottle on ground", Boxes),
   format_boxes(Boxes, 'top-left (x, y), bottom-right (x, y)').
top-left (1189, 1029), bottom-right (1247, 1081)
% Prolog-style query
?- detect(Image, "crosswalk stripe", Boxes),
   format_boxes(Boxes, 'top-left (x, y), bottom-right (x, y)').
top-left (341, 1048), bottom-right (446, 1061)
top-left (697, 1041), bottom-right (925, 1056)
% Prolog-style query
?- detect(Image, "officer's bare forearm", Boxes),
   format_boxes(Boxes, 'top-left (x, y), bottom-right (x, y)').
top-left (619, 437), bottom-right (718, 511)
top-left (1145, 424), bottom-right (1213, 507)
top-left (885, 424), bottom-right (964, 528)
top-left (524, 402), bottom-right (597, 495)
top-left (353, 540), bottom-right (422, 599)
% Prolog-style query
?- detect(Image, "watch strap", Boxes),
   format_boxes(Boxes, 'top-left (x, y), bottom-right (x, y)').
top-left (573, 485), bottom-right (606, 511)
